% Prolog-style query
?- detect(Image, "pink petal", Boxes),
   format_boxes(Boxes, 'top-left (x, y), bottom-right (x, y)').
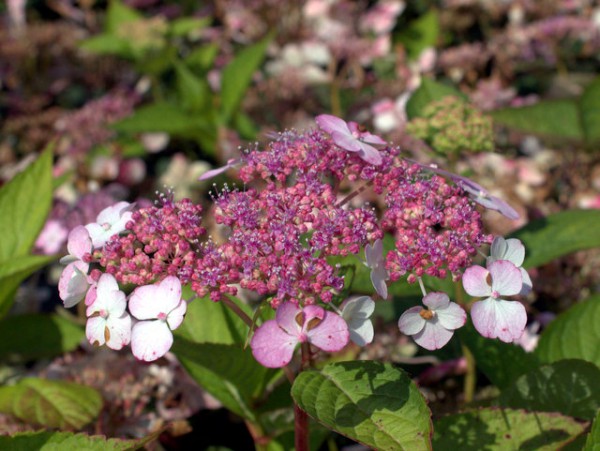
top-left (89, 274), bottom-right (126, 315)
top-left (488, 260), bottom-right (522, 296)
top-left (105, 312), bottom-right (132, 350)
top-left (412, 319), bottom-right (454, 351)
top-left (462, 265), bottom-right (491, 297)
top-left (275, 302), bottom-right (302, 336)
top-left (61, 226), bottom-right (91, 263)
top-left (398, 306), bottom-right (426, 336)
top-left (198, 158), bottom-right (241, 181)
top-left (305, 310), bottom-right (349, 352)
top-left (250, 320), bottom-right (298, 368)
top-left (359, 132), bottom-right (387, 146)
top-left (357, 142), bottom-right (383, 165)
top-left (422, 292), bottom-right (450, 310)
top-left (96, 201), bottom-right (130, 225)
top-left (131, 320), bottom-right (173, 361)
top-left (84, 223), bottom-right (106, 249)
top-left (471, 298), bottom-right (527, 342)
top-left (315, 114), bottom-right (352, 136)
top-left (59, 261), bottom-right (90, 308)
top-left (331, 130), bottom-right (362, 152)
top-left (129, 277), bottom-right (182, 321)
top-left (436, 302), bottom-right (467, 331)
top-left (371, 266), bottom-right (388, 299)
top-left (157, 276), bottom-right (183, 312)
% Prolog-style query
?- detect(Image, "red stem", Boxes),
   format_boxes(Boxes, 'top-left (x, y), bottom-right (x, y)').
top-left (294, 342), bottom-right (312, 451)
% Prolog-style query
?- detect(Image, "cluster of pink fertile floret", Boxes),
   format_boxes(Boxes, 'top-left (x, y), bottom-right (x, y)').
top-left (57, 114), bottom-right (531, 366)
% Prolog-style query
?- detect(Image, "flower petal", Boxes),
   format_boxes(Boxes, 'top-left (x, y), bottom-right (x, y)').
top-left (315, 114), bottom-right (352, 136)
top-left (398, 306), bottom-right (426, 336)
top-left (471, 298), bottom-right (527, 342)
top-left (59, 261), bottom-right (90, 308)
top-left (331, 130), bottom-right (362, 152)
top-left (60, 226), bottom-right (92, 264)
top-left (166, 299), bottom-right (187, 330)
top-left (198, 158), bottom-right (241, 181)
top-left (129, 277), bottom-right (182, 321)
top-left (275, 302), bottom-right (302, 337)
top-left (105, 312), bottom-right (132, 350)
top-left (422, 292), bottom-right (450, 310)
top-left (462, 265), bottom-right (491, 297)
top-left (131, 320), bottom-right (173, 361)
top-left (371, 266), bottom-right (388, 299)
top-left (341, 297), bottom-right (375, 346)
top-left (250, 319), bottom-right (298, 368)
top-left (306, 311), bottom-right (349, 352)
top-left (86, 316), bottom-right (108, 347)
top-left (490, 237), bottom-right (525, 267)
top-left (365, 240), bottom-right (383, 267)
top-left (412, 318), bottom-right (454, 351)
top-left (488, 260), bottom-right (522, 296)
top-left (357, 142), bottom-right (383, 165)
top-left (436, 302), bottom-right (467, 331)
top-left (157, 276), bottom-right (183, 312)
top-left (520, 268), bottom-right (533, 296)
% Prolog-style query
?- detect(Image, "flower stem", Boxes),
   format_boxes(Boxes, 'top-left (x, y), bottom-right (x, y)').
top-left (462, 344), bottom-right (476, 404)
top-left (221, 296), bottom-right (254, 328)
top-left (335, 180), bottom-right (374, 208)
top-left (294, 342), bottom-right (312, 451)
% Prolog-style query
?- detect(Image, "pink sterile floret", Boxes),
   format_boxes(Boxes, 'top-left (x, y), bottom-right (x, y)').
top-left (85, 201), bottom-right (134, 249)
top-left (58, 226), bottom-right (94, 308)
top-left (128, 276), bottom-right (187, 362)
top-left (365, 239), bottom-right (389, 299)
top-left (463, 260), bottom-right (526, 342)
top-left (487, 236), bottom-right (533, 296)
top-left (398, 292), bottom-right (466, 351)
top-left (85, 273), bottom-right (132, 350)
top-left (250, 303), bottom-right (349, 368)
top-left (316, 114), bottom-right (385, 166)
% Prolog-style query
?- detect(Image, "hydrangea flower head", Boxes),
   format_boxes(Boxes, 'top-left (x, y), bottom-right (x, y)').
top-left (398, 292), bottom-right (466, 350)
top-left (316, 114), bottom-right (385, 165)
top-left (340, 296), bottom-right (375, 346)
top-left (487, 236), bottom-right (532, 295)
top-left (250, 303), bottom-right (349, 368)
top-left (462, 260), bottom-right (526, 342)
top-left (128, 276), bottom-right (187, 362)
top-left (365, 239), bottom-right (389, 299)
top-left (85, 201), bottom-right (134, 248)
top-left (86, 274), bottom-right (132, 350)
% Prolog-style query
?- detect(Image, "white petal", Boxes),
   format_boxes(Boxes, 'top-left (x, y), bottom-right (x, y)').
top-left (490, 237), bottom-right (525, 267)
top-left (105, 312), bottom-right (132, 350)
top-left (489, 260), bottom-right (522, 296)
top-left (412, 319), bottom-right (454, 351)
top-left (131, 320), bottom-right (173, 361)
top-left (86, 316), bottom-right (108, 347)
top-left (398, 306), bottom-right (426, 336)
top-left (166, 299), bottom-right (187, 330)
top-left (520, 268), bottom-right (533, 296)
top-left (471, 298), bottom-right (527, 342)
top-left (462, 265), bottom-right (492, 297)
top-left (436, 302), bottom-right (467, 330)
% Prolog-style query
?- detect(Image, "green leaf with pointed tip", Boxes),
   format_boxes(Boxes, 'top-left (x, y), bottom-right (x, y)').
top-left (220, 33), bottom-right (273, 123)
top-left (395, 10), bottom-right (439, 60)
top-left (79, 34), bottom-right (133, 58)
top-left (171, 338), bottom-right (274, 421)
top-left (174, 60), bottom-right (211, 113)
top-left (535, 296), bottom-right (600, 367)
top-left (0, 378), bottom-right (102, 429)
top-left (0, 313), bottom-right (84, 361)
top-left (0, 430), bottom-right (159, 450)
top-left (406, 78), bottom-right (464, 120)
top-left (581, 77), bottom-right (600, 145)
top-left (291, 361), bottom-right (432, 450)
top-left (0, 148), bottom-right (53, 261)
top-left (169, 17), bottom-right (210, 37)
top-left (584, 410), bottom-right (600, 451)
top-left (510, 210), bottom-right (600, 269)
top-left (433, 408), bottom-right (587, 450)
top-left (458, 321), bottom-right (539, 389)
top-left (112, 103), bottom-right (201, 134)
top-left (106, 0), bottom-right (142, 34)
top-left (499, 359), bottom-right (600, 421)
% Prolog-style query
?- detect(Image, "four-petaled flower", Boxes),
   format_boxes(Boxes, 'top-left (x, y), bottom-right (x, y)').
top-left (462, 260), bottom-right (526, 342)
top-left (250, 303), bottom-right (349, 368)
top-left (59, 225), bottom-right (94, 308)
top-left (339, 296), bottom-right (375, 346)
top-left (487, 236), bottom-right (532, 295)
top-left (398, 292), bottom-right (466, 350)
top-left (128, 276), bottom-right (187, 362)
top-left (365, 239), bottom-right (389, 299)
top-left (316, 114), bottom-right (385, 165)
top-left (86, 274), bottom-right (132, 350)
top-left (85, 201), bottom-right (134, 248)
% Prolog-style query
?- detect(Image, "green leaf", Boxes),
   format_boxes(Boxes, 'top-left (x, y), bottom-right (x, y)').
top-left (584, 410), bottom-right (600, 451)
top-left (79, 34), bottom-right (133, 58)
top-left (220, 33), bottom-right (273, 123)
top-left (395, 10), bottom-right (439, 60)
top-left (0, 148), bottom-right (52, 261)
top-left (491, 100), bottom-right (583, 140)
top-left (169, 17), bottom-right (211, 37)
top-left (458, 321), bottom-right (539, 389)
top-left (433, 408), bottom-right (587, 450)
top-left (499, 359), bottom-right (600, 421)
top-left (185, 44), bottom-right (219, 71)
top-left (580, 77), bottom-right (600, 145)
top-left (406, 78), bottom-right (464, 120)
top-left (0, 430), bottom-right (158, 450)
top-left (535, 296), bottom-right (600, 367)
top-left (174, 61), bottom-right (210, 113)
top-left (105, 0), bottom-right (142, 34)
top-left (291, 361), bottom-right (432, 450)
top-left (0, 313), bottom-right (84, 361)
top-left (112, 102), bottom-right (203, 134)
top-left (172, 338), bottom-right (274, 421)
top-left (510, 209), bottom-right (600, 268)
top-left (0, 378), bottom-right (102, 429)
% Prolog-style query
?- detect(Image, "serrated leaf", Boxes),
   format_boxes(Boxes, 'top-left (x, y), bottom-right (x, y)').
top-left (433, 408), bottom-right (587, 450)
top-left (0, 378), bottom-right (102, 429)
top-left (584, 410), bottom-right (600, 451)
top-left (220, 33), bottom-right (273, 123)
top-left (406, 78), bottom-right (464, 120)
top-left (0, 430), bottom-right (158, 451)
top-left (395, 10), bottom-right (439, 60)
top-left (491, 100), bottom-right (583, 140)
top-left (510, 209), bottom-right (600, 268)
top-left (0, 148), bottom-right (53, 261)
top-left (458, 321), bottom-right (539, 389)
top-left (106, 0), bottom-right (142, 34)
top-left (499, 359), bottom-right (600, 421)
top-left (581, 77), bottom-right (600, 145)
top-left (171, 339), bottom-right (275, 421)
top-left (0, 313), bottom-right (84, 361)
top-left (535, 296), bottom-right (600, 367)
top-left (291, 361), bottom-right (432, 450)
